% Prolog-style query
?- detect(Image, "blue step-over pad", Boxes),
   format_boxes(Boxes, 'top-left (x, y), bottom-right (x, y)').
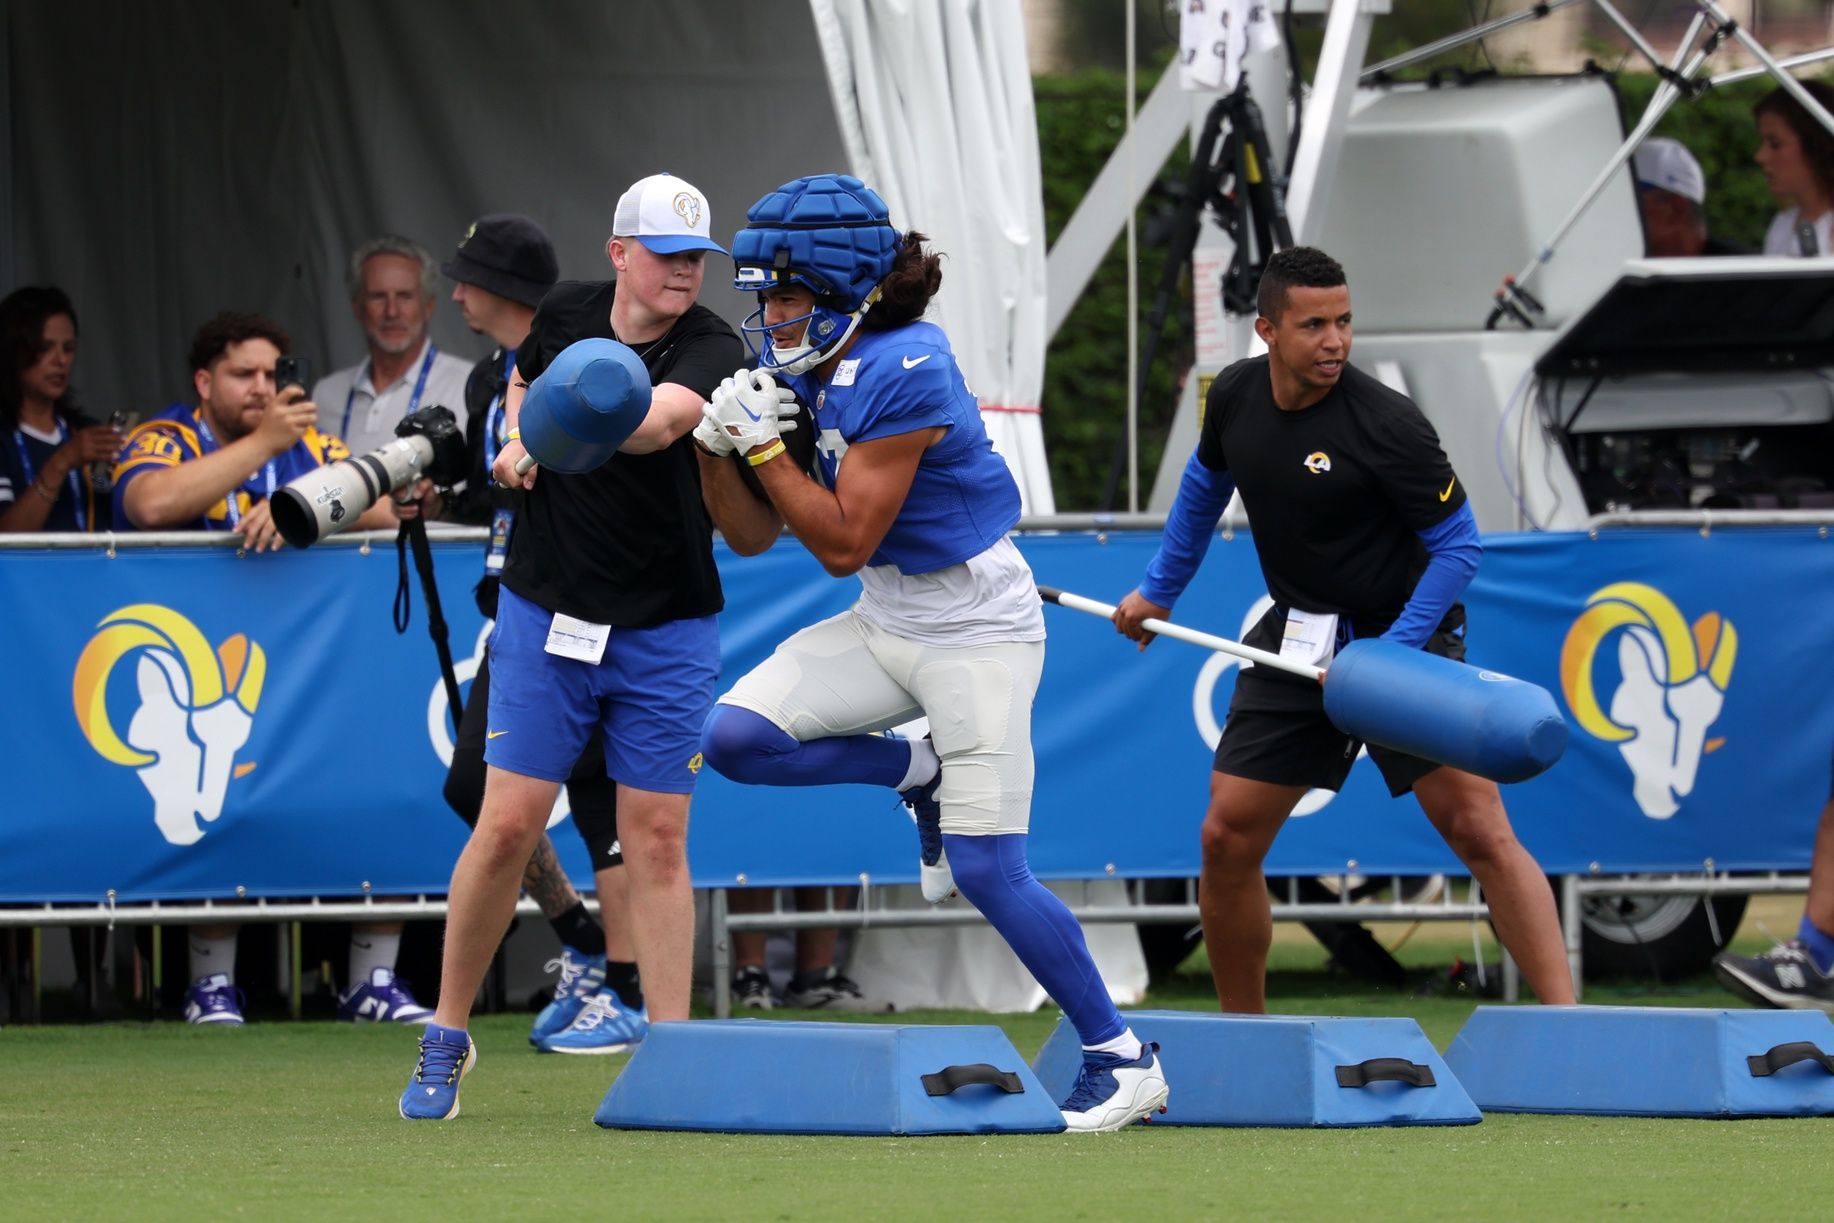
top-left (595, 1020), bottom-right (1067, 1135)
top-left (1032, 1010), bottom-right (1480, 1127)
top-left (1445, 1005), bottom-right (1834, 1117)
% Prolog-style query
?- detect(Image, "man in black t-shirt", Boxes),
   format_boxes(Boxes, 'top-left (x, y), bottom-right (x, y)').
top-left (402, 174), bottom-right (785, 1120)
top-left (1113, 247), bottom-right (1574, 1015)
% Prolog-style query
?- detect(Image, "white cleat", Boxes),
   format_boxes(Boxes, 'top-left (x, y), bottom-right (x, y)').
top-left (1059, 1043), bottom-right (1170, 1133)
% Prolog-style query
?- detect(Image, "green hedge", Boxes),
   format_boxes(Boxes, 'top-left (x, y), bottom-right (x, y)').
top-left (1032, 68), bottom-right (1825, 509)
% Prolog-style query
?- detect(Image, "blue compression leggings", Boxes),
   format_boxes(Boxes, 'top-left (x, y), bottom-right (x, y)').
top-left (700, 705), bottom-right (911, 788)
top-left (947, 833), bottom-right (1124, 1047)
top-left (702, 705), bottom-right (1124, 1046)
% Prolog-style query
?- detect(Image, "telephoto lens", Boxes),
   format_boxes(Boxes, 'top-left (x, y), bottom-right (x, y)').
top-left (270, 405), bottom-right (466, 548)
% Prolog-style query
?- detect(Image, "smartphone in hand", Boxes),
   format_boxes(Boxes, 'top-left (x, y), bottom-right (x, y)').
top-left (275, 355), bottom-right (311, 393)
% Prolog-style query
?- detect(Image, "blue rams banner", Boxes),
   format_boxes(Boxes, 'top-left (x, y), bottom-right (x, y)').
top-left (2, 527), bottom-right (1829, 901)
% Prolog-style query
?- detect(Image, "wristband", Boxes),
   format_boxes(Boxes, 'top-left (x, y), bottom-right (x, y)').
top-left (507, 427), bottom-right (521, 441)
top-left (746, 439), bottom-right (787, 467)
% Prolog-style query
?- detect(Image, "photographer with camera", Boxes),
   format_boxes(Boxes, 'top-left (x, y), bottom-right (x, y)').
top-left (110, 310), bottom-right (413, 1026)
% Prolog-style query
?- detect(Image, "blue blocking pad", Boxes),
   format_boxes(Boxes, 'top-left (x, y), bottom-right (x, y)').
top-left (1446, 1005), bottom-right (1834, 1117)
top-left (595, 1021), bottom-right (1066, 1135)
top-left (1032, 1011), bottom-right (1479, 1127)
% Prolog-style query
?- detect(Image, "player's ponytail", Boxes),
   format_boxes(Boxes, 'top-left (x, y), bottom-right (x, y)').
top-left (861, 231), bottom-right (942, 331)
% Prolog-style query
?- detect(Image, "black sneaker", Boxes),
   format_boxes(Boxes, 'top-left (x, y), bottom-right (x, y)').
top-left (1714, 941), bottom-right (1834, 1013)
top-left (731, 965), bottom-right (775, 1010)
top-left (782, 967), bottom-right (882, 1012)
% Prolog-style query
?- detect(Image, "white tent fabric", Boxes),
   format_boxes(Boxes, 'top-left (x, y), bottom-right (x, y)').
top-left (809, 0), bottom-right (1056, 513)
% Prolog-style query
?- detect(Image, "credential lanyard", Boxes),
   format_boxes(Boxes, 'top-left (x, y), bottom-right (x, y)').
top-left (483, 348), bottom-right (519, 579)
top-left (342, 343), bottom-right (438, 440)
top-left (13, 423), bottom-right (86, 530)
top-left (195, 409), bottom-right (277, 529)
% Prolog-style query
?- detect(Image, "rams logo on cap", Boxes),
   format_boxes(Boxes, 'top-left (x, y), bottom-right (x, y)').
top-left (673, 192), bottom-right (701, 228)
top-left (462, 222), bottom-right (477, 245)
top-left (1303, 451), bottom-right (1331, 474)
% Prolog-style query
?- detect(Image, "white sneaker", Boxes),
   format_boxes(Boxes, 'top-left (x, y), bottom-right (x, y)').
top-left (900, 776), bottom-right (957, 904)
top-left (1059, 1042), bottom-right (1170, 1132)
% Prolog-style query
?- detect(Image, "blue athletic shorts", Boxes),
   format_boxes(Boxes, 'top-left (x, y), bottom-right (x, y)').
top-left (485, 585), bottom-right (719, 794)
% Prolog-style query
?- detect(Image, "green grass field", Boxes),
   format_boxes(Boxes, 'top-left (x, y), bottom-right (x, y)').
top-left (4, 906), bottom-right (1830, 1221)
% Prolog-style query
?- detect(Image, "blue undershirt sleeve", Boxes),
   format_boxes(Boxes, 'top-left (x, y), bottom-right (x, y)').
top-left (1139, 453), bottom-right (1236, 608)
top-left (1382, 502), bottom-right (1481, 648)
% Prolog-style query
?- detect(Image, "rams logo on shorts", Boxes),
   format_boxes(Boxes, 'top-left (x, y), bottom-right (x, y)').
top-left (687, 751), bottom-right (704, 775)
top-left (1303, 451), bottom-right (1331, 474)
top-left (1558, 582), bottom-right (1735, 821)
top-left (72, 605), bottom-right (265, 847)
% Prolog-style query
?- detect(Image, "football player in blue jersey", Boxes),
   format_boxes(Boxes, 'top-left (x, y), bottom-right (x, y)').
top-left (695, 173), bottom-right (1169, 1132)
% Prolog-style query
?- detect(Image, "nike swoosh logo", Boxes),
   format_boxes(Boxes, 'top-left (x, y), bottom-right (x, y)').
top-left (902, 355), bottom-right (932, 369)
top-left (1438, 478), bottom-right (1455, 502)
top-left (487, 730), bottom-right (509, 739)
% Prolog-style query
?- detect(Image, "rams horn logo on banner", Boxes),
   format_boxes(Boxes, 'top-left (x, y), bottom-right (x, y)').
top-left (71, 605), bottom-right (265, 846)
top-left (1303, 451), bottom-right (1331, 474)
top-left (672, 191), bottom-right (701, 228)
top-left (1558, 582), bottom-right (1736, 820)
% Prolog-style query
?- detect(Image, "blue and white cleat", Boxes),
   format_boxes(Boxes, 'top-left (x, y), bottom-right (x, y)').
top-left (529, 946), bottom-right (608, 1046)
top-left (536, 989), bottom-right (648, 1055)
top-left (399, 1024), bottom-right (476, 1121)
top-left (900, 776), bottom-right (956, 904)
top-left (1059, 1042), bottom-right (1170, 1132)
top-left (183, 973), bottom-right (246, 1025)
top-left (338, 967), bottom-right (434, 1024)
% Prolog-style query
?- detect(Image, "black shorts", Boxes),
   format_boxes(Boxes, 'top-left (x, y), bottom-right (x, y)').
top-left (446, 654), bottom-right (622, 866)
top-left (1212, 604), bottom-right (1467, 799)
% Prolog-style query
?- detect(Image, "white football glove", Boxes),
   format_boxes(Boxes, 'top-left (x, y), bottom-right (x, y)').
top-left (707, 368), bottom-right (800, 453)
top-left (694, 394), bottom-right (737, 457)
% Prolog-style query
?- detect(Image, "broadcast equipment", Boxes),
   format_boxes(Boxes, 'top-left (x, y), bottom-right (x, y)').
top-left (269, 405), bottom-right (467, 549)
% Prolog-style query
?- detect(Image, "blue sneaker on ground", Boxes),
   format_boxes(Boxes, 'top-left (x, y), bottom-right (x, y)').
top-left (399, 1024), bottom-right (476, 1120)
top-left (338, 967), bottom-right (434, 1024)
top-left (182, 973), bottom-right (246, 1025)
top-left (900, 775), bottom-right (956, 904)
top-left (1059, 1042), bottom-right (1170, 1132)
top-left (536, 989), bottom-right (648, 1055)
top-left (529, 946), bottom-right (608, 1046)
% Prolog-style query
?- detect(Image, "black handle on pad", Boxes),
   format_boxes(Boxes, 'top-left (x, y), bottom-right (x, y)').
top-left (921, 1063), bottom-right (1025, 1097)
top-left (1746, 1041), bottom-right (1834, 1078)
top-left (1036, 585), bottom-right (1063, 603)
top-left (1335, 1058), bottom-right (1436, 1089)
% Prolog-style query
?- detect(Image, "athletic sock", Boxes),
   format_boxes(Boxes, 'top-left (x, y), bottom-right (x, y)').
top-left (550, 902), bottom-right (606, 957)
top-left (701, 704), bottom-right (909, 788)
top-left (1798, 915), bottom-right (1834, 974)
top-left (348, 930), bottom-right (401, 985)
top-left (944, 833), bottom-right (1125, 1047)
top-left (895, 736), bottom-right (940, 793)
top-left (606, 960), bottom-right (643, 1011)
top-left (188, 932), bottom-right (237, 986)
top-left (1083, 1028), bottom-right (1145, 1062)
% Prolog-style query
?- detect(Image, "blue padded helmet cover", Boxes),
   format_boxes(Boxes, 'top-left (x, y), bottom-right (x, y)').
top-left (731, 174), bottom-right (900, 312)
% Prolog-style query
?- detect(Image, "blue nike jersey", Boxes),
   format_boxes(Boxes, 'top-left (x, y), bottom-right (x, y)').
top-left (782, 322), bottom-right (1020, 574)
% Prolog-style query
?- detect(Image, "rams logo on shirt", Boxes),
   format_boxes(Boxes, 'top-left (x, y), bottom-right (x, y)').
top-left (1303, 451), bottom-right (1331, 475)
